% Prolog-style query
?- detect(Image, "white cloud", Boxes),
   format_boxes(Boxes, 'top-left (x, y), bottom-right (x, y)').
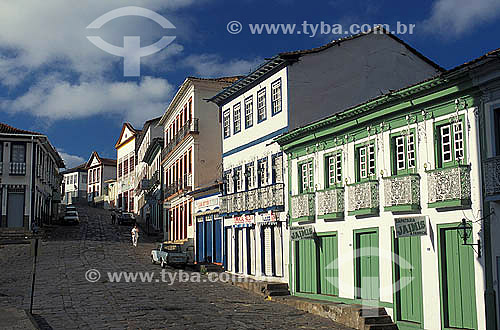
top-left (2, 77), bottom-right (174, 127)
top-left (58, 150), bottom-right (86, 169)
top-left (0, 0), bottom-right (197, 85)
top-left (423, 0), bottom-right (500, 36)
top-left (183, 54), bottom-right (263, 78)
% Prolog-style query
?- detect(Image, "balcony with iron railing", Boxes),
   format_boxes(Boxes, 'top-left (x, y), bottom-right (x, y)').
top-left (316, 186), bottom-right (345, 220)
top-left (484, 156), bottom-right (500, 201)
top-left (219, 183), bottom-right (285, 215)
top-left (163, 173), bottom-right (193, 199)
top-left (290, 191), bottom-right (315, 222)
top-left (427, 165), bottom-right (471, 208)
top-left (162, 118), bottom-right (199, 161)
top-left (347, 180), bottom-right (379, 216)
top-left (9, 162), bottom-right (26, 175)
top-left (0, 162), bottom-right (3, 175)
top-left (383, 174), bottom-right (421, 212)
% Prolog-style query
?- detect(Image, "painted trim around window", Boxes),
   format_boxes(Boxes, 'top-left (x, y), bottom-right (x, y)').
top-left (271, 78), bottom-right (283, 117)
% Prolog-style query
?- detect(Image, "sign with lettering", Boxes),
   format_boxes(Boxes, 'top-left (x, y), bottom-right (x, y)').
top-left (290, 225), bottom-right (315, 241)
top-left (234, 215), bottom-right (254, 225)
top-left (260, 212), bottom-right (277, 223)
top-left (395, 216), bottom-right (427, 238)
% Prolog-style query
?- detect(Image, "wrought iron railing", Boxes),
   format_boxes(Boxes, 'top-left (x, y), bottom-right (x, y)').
top-left (347, 180), bottom-right (379, 215)
top-left (383, 174), bottom-right (420, 210)
top-left (161, 118), bottom-right (199, 160)
top-left (9, 162), bottom-right (26, 175)
top-left (291, 192), bottom-right (315, 221)
top-left (219, 183), bottom-right (285, 215)
top-left (317, 187), bottom-right (345, 218)
top-left (484, 156), bottom-right (500, 197)
top-left (427, 165), bottom-right (471, 206)
top-left (163, 173), bottom-right (194, 199)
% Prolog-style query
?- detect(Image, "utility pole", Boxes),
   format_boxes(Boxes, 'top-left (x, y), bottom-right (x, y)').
top-left (29, 238), bottom-right (39, 314)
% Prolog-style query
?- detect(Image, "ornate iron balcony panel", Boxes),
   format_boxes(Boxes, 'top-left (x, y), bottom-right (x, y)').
top-left (291, 193), bottom-right (315, 222)
top-left (9, 162), bottom-right (26, 175)
top-left (383, 174), bottom-right (420, 212)
top-left (347, 180), bottom-right (379, 216)
top-left (484, 156), bottom-right (500, 198)
top-left (427, 165), bottom-right (471, 208)
top-left (317, 187), bottom-right (345, 220)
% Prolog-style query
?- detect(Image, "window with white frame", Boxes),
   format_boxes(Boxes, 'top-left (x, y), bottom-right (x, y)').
top-left (245, 162), bottom-right (254, 190)
top-left (257, 88), bottom-right (266, 122)
top-left (437, 120), bottom-right (465, 167)
top-left (234, 167), bottom-right (243, 192)
top-left (326, 153), bottom-right (342, 187)
top-left (271, 153), bottom-right (283, 184)
top-left (300, 160), bottom-right (314, 193)
top-left (356, 143), bottom-right (375, 181)
top-left (245, 96), bottom-right (253, 128)
top-left (223, 110), bottom-right (230, 138)
top-left (258, 158), bottom-right (268, 187)
top-left (233, 103), bottom-right (241, 134)
top-left (271, 79), bottom-right (282, 115)
top-left (391, 132), bottom-right (416, 175)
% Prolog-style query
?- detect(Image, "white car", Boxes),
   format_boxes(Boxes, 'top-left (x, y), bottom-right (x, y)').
top-left (63, 210), bottom-right (79, 224)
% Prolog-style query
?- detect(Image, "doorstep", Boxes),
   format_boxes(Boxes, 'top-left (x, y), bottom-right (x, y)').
top-left (227, 276), bottom-right (397, 330)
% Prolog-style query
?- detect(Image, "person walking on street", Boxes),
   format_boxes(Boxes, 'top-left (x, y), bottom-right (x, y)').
top-left (111, 210), bottom-right (116, 225)
top-left (131, 224), bottom-right (139, 247)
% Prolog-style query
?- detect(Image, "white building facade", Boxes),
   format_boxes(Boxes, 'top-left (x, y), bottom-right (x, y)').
top-left (209, 28), bottom-right (441, 283)
top-left (61, 164), bottom-right (87, 205)
top-left (159, 77), bottom-right (238, 256)
top-left (86, 151), bottom-right (116, 204)
top-left (0, 123), bottom-right (64, 230)
top-left (115, 123), bottom-right (139, 213)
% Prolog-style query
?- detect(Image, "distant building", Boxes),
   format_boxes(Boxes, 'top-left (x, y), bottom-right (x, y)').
top-left (85, 151), bottom-right (116, 204)
top-left (61, 163), bottom-right (87, 205)
top-left (115, 123), bottom-right (140, 212)
top-left (135, 117), bottom-right (163, 233)
top-left (0, 122), bottom-right (64, 230)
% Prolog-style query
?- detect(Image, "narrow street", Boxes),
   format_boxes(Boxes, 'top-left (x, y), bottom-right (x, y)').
top-left (0, 205), bottom-right (348, 329)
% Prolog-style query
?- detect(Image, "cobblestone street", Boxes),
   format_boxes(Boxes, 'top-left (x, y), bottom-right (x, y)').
top-left (0, 206), bottom-right (349, 329)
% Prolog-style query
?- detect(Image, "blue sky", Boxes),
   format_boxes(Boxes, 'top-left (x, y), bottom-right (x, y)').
top-left (0, 0), bottom-right (499, 168)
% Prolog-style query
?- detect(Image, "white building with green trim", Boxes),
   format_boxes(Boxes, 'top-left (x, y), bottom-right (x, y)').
top-left (276, 48), bottom-right (500, 330)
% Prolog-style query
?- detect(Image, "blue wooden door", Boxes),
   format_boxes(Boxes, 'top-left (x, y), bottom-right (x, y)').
top-left (206, 217), bottom-right (213, 262)
top-left (214, 218), bottom-right (222, 263)
top-left (196, 220), bottom-right (205, 262)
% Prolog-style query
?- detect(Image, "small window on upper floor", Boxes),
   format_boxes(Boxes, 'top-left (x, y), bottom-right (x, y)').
top-left (245, 96), bottom-right (253, 128)
top-left (435, 119), bottom-right (465, 168)
top-left (11, 143), bottom-right (26, 163)
top-left (325, 152), bottom-right (342, 188)
top-left (257, 158), bottom-right (268, 187)
top-left (271, 79), bottom-right (282, 116)
top-left (257, 88), bottom-right (267, 123)
top-left (245, 162), bottom-right (255, 190)
top-left (390, 131), bottom-right (416, 175)
top-left (494, 108), bottom-right (500, 156)
top-left (299, 159), bottom-right (314, 193)
top-left (233, 103), bottom-right (241, 134)
top-left (223, 110), bottom-right (231, 138)
top-left (355, 142), bottom-right (376, 182)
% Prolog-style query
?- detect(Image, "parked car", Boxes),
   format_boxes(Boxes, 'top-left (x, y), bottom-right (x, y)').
top-left (63, 210), bottom-right (79, 224)
top-left (117, 212), bottom-right (135, 225)
top-left (151, 242), bottom-right (188, 268)
top-left (66, 205), bottom-right (77, 212)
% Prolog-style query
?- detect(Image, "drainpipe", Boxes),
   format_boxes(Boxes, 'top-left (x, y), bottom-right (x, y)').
top-left (477, 98), bottom-right (497, 329)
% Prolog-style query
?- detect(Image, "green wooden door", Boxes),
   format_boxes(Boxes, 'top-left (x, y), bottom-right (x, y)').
top-left (393, 235), bottom-right (423, 329)
top-left (296, 239), bottom-right (317, 293)
top-left (355, 231), bottom-right (379, 300)
top-left (439, 227), bottom-right (477, 330)
top-left (318, 235), bottom-right (338, 296)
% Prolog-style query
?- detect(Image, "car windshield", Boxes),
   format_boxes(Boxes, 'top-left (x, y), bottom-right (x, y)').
top-left (123, 214), bottom-right (133, 219)
top-left (162, 245), bottom-right (181, 252)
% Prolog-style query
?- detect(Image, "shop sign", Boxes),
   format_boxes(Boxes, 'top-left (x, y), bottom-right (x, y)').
top-left (234, 215), bottom-right (254, 225)
top-left (290, 225), bottom-right (315, 241)
top-left (395, 216), bottom-right (427, 238)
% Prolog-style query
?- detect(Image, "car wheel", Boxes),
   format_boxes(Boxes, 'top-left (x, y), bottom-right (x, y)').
top-left (151, 256), bottom-right (155, 264)
top-left (161, 260), bottom-right (166, 268)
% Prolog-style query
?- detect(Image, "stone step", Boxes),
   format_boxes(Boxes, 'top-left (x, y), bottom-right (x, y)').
top-left (364, 323), bottom-right (398, 330)
top-left (266, 289), bottom-right (290, 297)
top-left (362, 316), bottom-right (393, 325)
